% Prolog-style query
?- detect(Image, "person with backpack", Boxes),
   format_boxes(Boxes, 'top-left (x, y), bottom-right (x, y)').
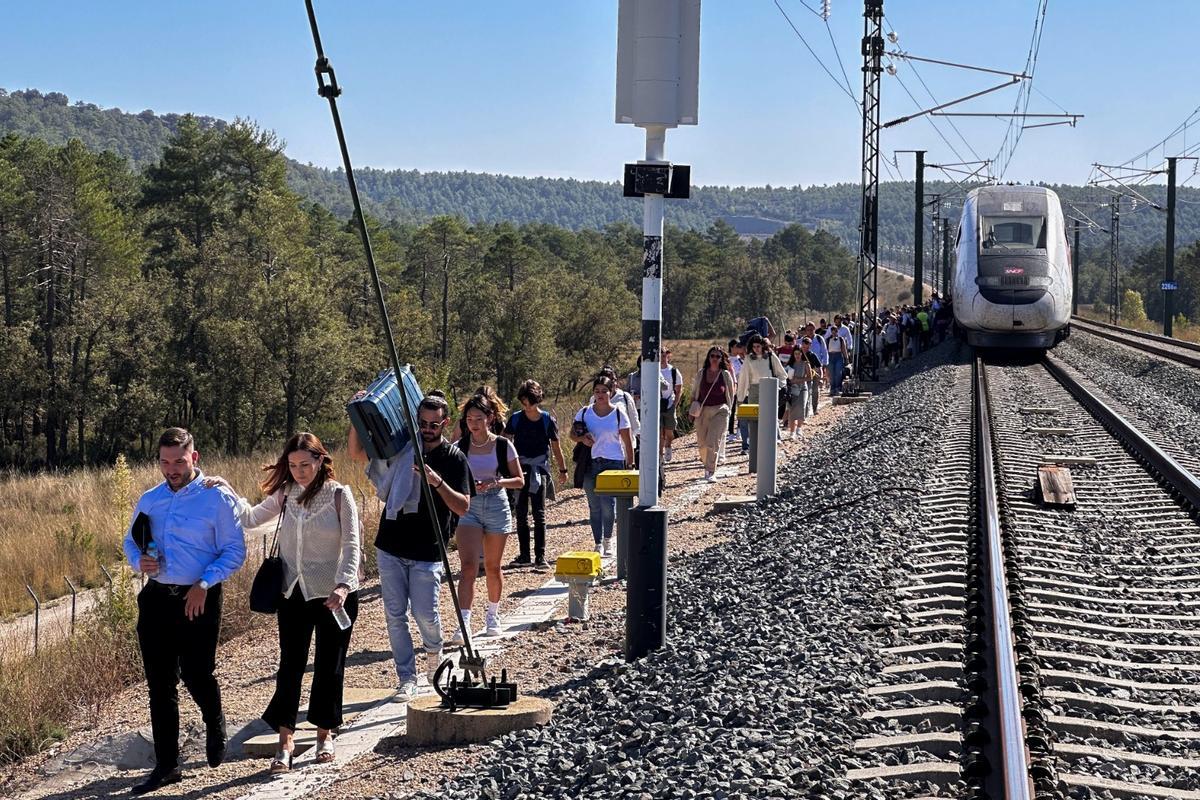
top-left (570, 376), bottom-right (633, 556)
top-left (205, 433), bottom-right (360, 772)
top-left (689, 346), bottom-right (735, 481)
top-left (825, 319), bottom-right (850, 396)
top-left (504, 379), bottom-right (567, 570)
top-left (597, 365), bottom-right (640, 443)
top-left (659, 348), bottom-right (683, 462)
top-left (448, 387), bottom-right (525, 643)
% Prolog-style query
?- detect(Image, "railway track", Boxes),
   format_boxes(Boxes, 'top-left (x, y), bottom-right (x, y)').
top-left (850, 354), bottom-right (1200, 799)
top-left (1071, 316), bottom-right (1200, 369)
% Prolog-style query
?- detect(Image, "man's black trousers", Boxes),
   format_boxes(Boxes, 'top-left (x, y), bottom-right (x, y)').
top-left (263, 586), bottom-right (358, 732)
top-left (136, 581), bottom-right (224, 771)
top-left (515, 481), bottom-right (547, 561)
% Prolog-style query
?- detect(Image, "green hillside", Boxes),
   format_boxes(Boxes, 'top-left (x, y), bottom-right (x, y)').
top-left (5, 87), bottom-right (1199, 260)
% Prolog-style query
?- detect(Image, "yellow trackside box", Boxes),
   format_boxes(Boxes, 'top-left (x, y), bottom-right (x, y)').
top-left (594, 469), bottom-right (639, 495)
top-left (737, 403), bottom-right (760, 420)
top-left (555, 551), bottom-right (602, 578)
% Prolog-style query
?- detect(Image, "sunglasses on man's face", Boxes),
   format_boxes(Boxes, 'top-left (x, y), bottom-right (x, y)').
top-left (417, 419), bottom-right (444, 430)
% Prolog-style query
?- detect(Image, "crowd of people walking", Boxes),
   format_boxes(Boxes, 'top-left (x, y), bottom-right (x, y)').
top-left (117, 301), bottom-right (948, 791)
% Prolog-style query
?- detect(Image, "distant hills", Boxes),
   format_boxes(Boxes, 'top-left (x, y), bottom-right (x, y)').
top-left (4, 87), bottom-right (1199, 259)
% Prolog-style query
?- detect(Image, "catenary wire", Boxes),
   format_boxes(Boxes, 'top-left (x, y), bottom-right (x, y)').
top-left (773, 0), bottom-right (859, 107)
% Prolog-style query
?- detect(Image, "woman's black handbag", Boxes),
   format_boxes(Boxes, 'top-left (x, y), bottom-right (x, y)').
top-left (249, 497), bottom-right (287, 614)
top-left (571, 413), bottom-right (592, 489)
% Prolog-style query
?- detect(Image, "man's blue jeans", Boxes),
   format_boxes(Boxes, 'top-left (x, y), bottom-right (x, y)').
top-left (829, 352), bottom-right (845, 395)
top-left (376, 548), bottom-right (443, 683)
top-left (583, 457), bottom-right (624, 544)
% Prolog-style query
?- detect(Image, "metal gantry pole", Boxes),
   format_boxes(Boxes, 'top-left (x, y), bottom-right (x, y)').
top-left (1072, 218), bottom-right (1080, 316)
top-left (1165, 157), bottom-right (1177, 337)
top-left (913, 151), bottom-right (926, 305)
top-left (1109, 198), bottom-right (1121, 324)
top-left (941, 217), bottom-right (951, 300)
top-left (928, 193), bottom-right (941, 297)
top-left (856, 0), bottom-right (884, 382)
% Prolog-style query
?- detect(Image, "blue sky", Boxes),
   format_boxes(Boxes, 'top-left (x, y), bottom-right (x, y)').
top-left (2, 1), bottom-right (1196, 189)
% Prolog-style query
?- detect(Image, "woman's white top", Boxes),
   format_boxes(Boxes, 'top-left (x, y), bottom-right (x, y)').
top-left (236, 480), bottom-right (361, 601)
top-left (736, 352), bottom-right (786, 403)
top-left (575, 404), bottom-right (630, 462)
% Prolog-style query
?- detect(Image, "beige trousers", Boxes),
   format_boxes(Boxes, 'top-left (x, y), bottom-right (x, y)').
top-left (695, 404), bottom-right (731, 473)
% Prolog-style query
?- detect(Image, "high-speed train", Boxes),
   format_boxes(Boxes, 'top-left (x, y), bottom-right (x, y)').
top-left (952, 185), bottom-right (1072, 349)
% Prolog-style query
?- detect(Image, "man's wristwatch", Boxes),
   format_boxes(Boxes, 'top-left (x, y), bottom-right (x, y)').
top-left (197, 579), bottom-right (210, 591)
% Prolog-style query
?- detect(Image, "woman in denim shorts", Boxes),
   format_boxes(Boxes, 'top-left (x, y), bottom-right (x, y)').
top-left (448, 387), bottom-right (524, 642)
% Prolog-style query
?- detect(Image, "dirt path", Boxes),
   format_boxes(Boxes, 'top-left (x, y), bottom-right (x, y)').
top-left (0, 399), bottom-right (858, 799)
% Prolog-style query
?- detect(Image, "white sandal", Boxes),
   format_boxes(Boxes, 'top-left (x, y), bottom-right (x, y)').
top-left (315, 737), bottom-right (336, 764)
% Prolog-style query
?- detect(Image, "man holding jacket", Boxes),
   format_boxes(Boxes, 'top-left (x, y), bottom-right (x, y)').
top-left (122, 427), bottom-right (246, 794)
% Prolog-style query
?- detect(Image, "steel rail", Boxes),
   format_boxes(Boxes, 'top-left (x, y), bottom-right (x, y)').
top-left (975, 359), bottom-right (1033, 800)
top-left (1070, 316), bottom-right (1200, 368)
top-left (1042, 353), bottom-right (1200, 510)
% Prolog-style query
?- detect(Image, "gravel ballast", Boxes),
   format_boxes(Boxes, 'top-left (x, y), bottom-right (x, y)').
top-left (421, 353), bottom-right (974, 800)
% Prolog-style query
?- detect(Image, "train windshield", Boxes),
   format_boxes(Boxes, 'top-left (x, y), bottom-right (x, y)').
top-left (980, 216), bottom-right (1046, 251)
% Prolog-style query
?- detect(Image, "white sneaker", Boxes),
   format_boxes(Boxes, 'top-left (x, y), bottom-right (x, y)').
top-left (446, 627), bottom-right (464, 647)
top-left (664, 447), bottom-right (673, 462)
top-left (726, 433), bottom-right (739, 443)
top-left (426, 650), bottom-right (444, 680)
top-left (484, 610), bottom-right (502, 636)
top-left (398, 679), bottom-right (419, 700)
top-left (706, 472), bottom-right (718, 483)
top-left (601, 537), bottom-right (613, 557)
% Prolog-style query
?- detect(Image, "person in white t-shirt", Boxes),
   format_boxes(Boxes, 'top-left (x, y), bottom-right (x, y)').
top-left (570, 376), bottom-right (634, 556)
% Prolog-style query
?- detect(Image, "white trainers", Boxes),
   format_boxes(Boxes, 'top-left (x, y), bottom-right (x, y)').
top-left (600, 537), bottom-right (612, 557)
top-left (664, 447), bottom-right (673, 462)
top-left (446, 627), bottom-right (464, 647)
top-left (397, 679), bottom-right (419, 700)
top-left (484, 610), bottom-right (502, 636)
top-left (426, 650), bottom-right (444, 680)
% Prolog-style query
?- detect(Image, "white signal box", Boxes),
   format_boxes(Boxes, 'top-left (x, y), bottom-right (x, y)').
top-left (615, 0), bottom-right (701, 127)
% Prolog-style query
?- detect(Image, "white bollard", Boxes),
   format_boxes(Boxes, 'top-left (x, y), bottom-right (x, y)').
top-left (756, 377), bottom-right (779, 500)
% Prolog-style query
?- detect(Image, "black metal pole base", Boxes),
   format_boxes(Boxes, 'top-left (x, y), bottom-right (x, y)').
top-left (625, 506), bottom-right (668, 662)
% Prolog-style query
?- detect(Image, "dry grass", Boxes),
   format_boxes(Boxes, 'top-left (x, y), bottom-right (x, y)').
top-left (0, 569), bottom-right (142, 762)
top-left (0, 448), bottom-right (380, 763)
top-left (0, 449), bottom-right (377, 618)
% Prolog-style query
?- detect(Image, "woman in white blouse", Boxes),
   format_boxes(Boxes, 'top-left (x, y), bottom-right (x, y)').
top-left (207, 432), bottom-right (360, 774)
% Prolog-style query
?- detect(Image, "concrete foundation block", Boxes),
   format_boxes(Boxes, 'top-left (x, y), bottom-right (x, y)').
top-left (405, 694), bottom-right (553, 746)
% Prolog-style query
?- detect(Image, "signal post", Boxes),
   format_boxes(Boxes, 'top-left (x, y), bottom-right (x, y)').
top-left (615, 0), bottom-right (700, 661)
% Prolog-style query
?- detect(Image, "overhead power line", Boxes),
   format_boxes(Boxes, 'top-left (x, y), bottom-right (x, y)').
top-left (992, 0), bottom-right (1051, 179)
top-left (773, 0), bottom-right (858, 107)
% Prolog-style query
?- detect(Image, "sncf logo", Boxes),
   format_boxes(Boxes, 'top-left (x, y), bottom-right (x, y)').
top-left (1004, 267), bottom-right (1025, 275)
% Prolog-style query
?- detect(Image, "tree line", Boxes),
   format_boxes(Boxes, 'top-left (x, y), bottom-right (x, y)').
top-left (0, 120), bottom-right (858, 470)
top-left (6, 89), bottom-right (1200, 260)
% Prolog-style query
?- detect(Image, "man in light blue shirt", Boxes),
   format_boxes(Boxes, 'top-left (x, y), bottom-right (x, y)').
top-left (122, 427), bottom-right (245, 795)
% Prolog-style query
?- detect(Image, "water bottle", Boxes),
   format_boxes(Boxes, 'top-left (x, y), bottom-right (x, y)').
top-left (146, 541), bottom-right (160, 573)
top-left (332, 606), bottom-right (352, 631)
